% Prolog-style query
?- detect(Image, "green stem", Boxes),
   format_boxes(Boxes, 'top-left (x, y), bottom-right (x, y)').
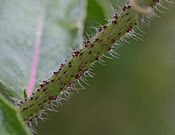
top-left (18, 0), bottom-right (160, 126)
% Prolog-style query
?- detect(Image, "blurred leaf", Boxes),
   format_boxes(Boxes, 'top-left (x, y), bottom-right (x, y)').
top-left (0, 0), bottom-right (87, 99)
top-left (85, 0), bottom-right (105, 33)
top-left (95, 0), bottom-right (114, 15)
top-left (85, 0), bottom-right (124, 35)
top-left (0, 94), bottom-right (30, 135)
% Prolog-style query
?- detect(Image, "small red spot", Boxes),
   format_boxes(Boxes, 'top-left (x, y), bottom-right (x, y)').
top-left (96, 56), bottom-right (99, 61)
top-left (85, 44), bottom-right (89, 47)
top-left (95, 38), bottom-right (99, 42)
top-left (87, 40), bottom-right (90, 43)
top-left (49, 96), bottom-right (57, 100)
top-left (84, 40), bottom-right (90, 44)
top-left (80, 52), bottom-right (83, 56)
top-left (75, 74), bottom-right (79, 79)
top-left (72, 50), bottom-right (80, 57)
top-left (43, 80), bottom-right (47, 83)
top-left (51, 79), bottom-right (54, 82)
top-left (26, 121), bottom-right (30, 126)
top-left (103, 25), bottom-right (107, 29)
top-left (127, 5), bottom-right (131, 9)
top-left (43, 88), bottom-right (47, 92)
top-left (107, 47), bottom-right (111, 51)
top-left (53, 71), bottom-right (58, 75)
top-left (127, 26), bottom-right (133, 32)
top-left (122, 6), bottom-right (127, 11)
top-left (43, 80), bottom-right (49, 84)
top-left (113, 13), bottom-right (118, 19)
top-left (20, 101), bottom-right (23, 104)
top-left (68, 62), bottom-right (72, 68)
top-left (97, 27), bottom-right (102, 32)
top-left (91, 44), bottom-right (94, 47)
top-left (61, 64), bottom-right (64, 68)
top-left (39, 84), bottom-right (44, 87)
top-left (112, 20), bottom-right (117, 24)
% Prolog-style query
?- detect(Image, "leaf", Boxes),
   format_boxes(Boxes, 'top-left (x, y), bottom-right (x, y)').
top-left (85, 0), bottom-right (117, 33)
top-left (0, 94), bottom-right (31, 135)
top-left (94, 0), bottom-right (113, 15)
top-left (0, 0), bottom-right (87, 99)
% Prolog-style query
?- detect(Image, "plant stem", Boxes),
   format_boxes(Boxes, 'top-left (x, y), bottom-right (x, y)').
top-left (18, 0), bottom-right (162, 126)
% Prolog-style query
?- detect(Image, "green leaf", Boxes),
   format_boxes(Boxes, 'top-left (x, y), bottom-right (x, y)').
top-left (85, 0), bottom-right (118, 33)
top-left (0, 0), bottom-right (87, 99)
top-left (0, 94), bottom-right (31, 135)
top-left (94, 0), bottom-right (113, 15)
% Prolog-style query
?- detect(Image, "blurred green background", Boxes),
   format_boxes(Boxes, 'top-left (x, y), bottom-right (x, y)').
top-left (37, 0), bottom-right (175, 135)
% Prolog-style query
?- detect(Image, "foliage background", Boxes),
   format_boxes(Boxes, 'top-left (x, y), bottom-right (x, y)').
top-left (36, 0), bottom-right (175, 135)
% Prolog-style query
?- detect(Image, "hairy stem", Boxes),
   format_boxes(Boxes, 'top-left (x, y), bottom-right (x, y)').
top-left (18, 0), bottom-right (162, 126)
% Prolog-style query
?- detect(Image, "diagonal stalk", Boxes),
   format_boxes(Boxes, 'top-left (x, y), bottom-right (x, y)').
top-left (17, 0), bottom-right (166, 126)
